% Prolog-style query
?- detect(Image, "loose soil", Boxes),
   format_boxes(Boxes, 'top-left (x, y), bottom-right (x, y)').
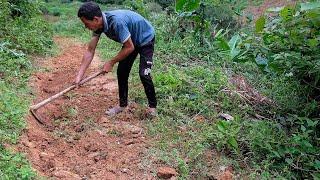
top-left (18, 37), bottom-right (158, 179)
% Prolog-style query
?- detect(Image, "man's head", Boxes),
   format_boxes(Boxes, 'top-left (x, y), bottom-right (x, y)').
top-left (78, 1), bottom-right (103, 31)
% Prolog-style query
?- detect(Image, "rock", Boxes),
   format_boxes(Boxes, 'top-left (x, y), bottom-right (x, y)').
top-left (40, 152), bottom-right (55, 160)
top-left (121, 168), bottom-right (129, 173)
top-left (88, 152), bottom-right (100, 158)
top-left (218, 166), bottom-right (233, 180)
top-left (53, 170), bottom-right (81, 179)
top-left (21, 140), bottom-right (36, 148)
top-left (218, 113), bottom-right (234, 121)
top-left (124, 124), bottom-right (143, 134)
top-left (157, 167), bottom-right (178, 179)
top-left (124, 139), bottom-right (136, 145)
top-left (88, 152), bottom-right (107, 162)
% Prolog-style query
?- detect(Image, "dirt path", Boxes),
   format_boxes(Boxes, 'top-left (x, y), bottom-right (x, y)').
top-left (244, 0), bottom-right (297, 20)
top-left (18, 37), bottom-right (157, 179)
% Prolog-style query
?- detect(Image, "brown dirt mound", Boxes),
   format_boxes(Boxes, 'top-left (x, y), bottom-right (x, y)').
top-left (18, 37), bottom-right (159, 179)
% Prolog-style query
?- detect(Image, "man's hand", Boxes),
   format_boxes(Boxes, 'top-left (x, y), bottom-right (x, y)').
top-left (102, 38), bottom-right (134, 72)
top-left (103, 61), bottom-right (115, 72)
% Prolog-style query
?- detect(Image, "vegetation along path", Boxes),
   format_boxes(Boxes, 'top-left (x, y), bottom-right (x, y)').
top-left (17, 37), bottom-right (159, 179)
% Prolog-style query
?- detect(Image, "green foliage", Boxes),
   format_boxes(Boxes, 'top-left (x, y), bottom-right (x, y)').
top-left (238, 116), bottom-right (320, 178)
top-left (0, 0), bottom-right (54, 178)
top-left (209, 2), bottom-right (320, 178)
top-left (174, 0), bottom-right (247, 46)
top-left (1, 1), bottom-right (53, 55)
top-left (0, 82), bottom-right (29, 143)
top-left (0, 145), bottom-right (36, 179)
top-left (124, 0), bottom-right (149, 18)
top-left (228, 3), bottom-right (320, 100)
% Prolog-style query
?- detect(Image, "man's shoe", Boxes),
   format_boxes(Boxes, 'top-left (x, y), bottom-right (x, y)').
top-left (146, 107), bottom-right (157, 117)
top-left (105, 106), bottom-right (125, 116)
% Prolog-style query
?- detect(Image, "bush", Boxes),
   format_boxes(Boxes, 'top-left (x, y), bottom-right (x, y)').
top-left (233, 3), bottom-right (320, 103)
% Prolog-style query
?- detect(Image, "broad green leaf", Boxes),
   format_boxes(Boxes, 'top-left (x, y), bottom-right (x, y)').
top-left (216, 121), bottom-right (227, 132)
top-left (214, 29), bottom-right (224, 38)
top-left (228, 34), bottom-right (241, 51)
top-left (300, 2), bottom-right (320, 11)
top-left (227, 137), bottom-right (239, 151)
top-left (280, 7), bottom-right (294, 21)
top-left (228, 34), bottom-right (241, 59)
top-left (255, 16), bottom-right (265, 33)
top-left (216, 37), bottom-right (230, 51)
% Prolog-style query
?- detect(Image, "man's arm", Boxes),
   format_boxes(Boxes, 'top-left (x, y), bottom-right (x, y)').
top-left (103, 37), bottom-right (134, 72)
top-left (75, 35), bottom-right (100, 85)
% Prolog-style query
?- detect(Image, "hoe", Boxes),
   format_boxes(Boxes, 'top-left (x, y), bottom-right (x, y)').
top-left (30, 71), bottom-right (105, 125)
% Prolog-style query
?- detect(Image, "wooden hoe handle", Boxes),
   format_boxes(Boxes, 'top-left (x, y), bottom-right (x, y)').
top-left (30, 71), bottom-right (104, 111)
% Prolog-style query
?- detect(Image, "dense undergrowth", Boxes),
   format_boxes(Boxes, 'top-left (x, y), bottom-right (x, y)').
top-left (0, 0), bottom-right (53, 178)
top-left (2, 0), bottom-right (319, 179)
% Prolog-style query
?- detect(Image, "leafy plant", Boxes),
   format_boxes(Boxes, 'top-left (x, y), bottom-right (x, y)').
top-left (226, 3), bottom-right (320, 99)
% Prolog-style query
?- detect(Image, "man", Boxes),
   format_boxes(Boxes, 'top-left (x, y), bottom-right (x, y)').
top-left (75, 2), bottom-right (157, 116)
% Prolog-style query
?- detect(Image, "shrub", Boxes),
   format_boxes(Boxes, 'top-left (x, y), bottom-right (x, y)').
top-left (231, 3), bottom-right (320, 102)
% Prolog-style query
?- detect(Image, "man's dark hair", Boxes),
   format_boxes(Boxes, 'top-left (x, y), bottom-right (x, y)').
top-left (78, 1), bottom-right (102, 20)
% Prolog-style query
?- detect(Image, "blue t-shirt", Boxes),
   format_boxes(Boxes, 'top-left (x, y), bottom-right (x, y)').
top-left (93, 10), bottom-right (154, 47)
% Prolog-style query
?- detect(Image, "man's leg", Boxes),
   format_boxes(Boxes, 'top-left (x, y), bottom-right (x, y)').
top-left (106, 50), bottom-right (138, 116)
top-left (117, 50), bottom-right (138, 107)
top-left (138, 38), bottom-right (157, 110)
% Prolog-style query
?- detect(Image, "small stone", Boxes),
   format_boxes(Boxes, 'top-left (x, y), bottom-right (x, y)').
top-left (40, 152), bottom-right (55, 160)
top-left (88, 152), bottom-right (100, 158)
top-left (218, 166), bottom-right (233, 180)
top-left (121, 168), bottom-right (129, 173)
top-left (218, 113), bottom-right (234, 121)
top-left (53, 170), bottom-right (81, 179)
top-left (22, 140), bottom-right (36, 148)
top-left (124, 140), bottom-right (135, 145)
top-left (157, 167), bottom-right (178, 179)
